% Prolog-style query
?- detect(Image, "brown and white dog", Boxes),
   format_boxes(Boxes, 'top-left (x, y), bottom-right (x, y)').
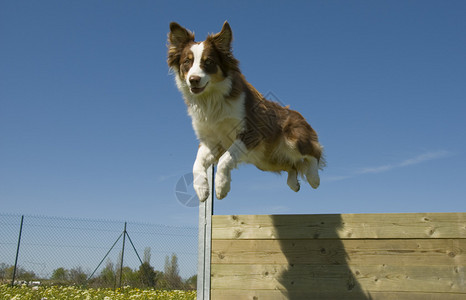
top-left (167, 22), bottom-right (325, 201)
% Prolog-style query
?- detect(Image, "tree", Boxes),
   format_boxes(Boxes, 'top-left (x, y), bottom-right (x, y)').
top-left (51, 267), bottom-right (68, 282)
top-left (100, 259), bottom-right (115, 286)
top-left (121, 266), bottom-right (138, 287)
top-left (69, 267), bottom-right (87, 285)
top-left (138, 262), bottom-right (158, 288)
top-left (163, 253), bottom-right (182, 289)
top-left (143, 247), bottom-right (151, 264)
top-left (6, 266), bottom-right (36, 282)
top-left (164, 255), bottom-right (170, 275)
top-left (19, 269), bottom-right (36, 282)
top-left (185, 274), bottom-right (197, 289)
top-left (4, 266), bottom-right (15, 281)
top-left (0, 263), bottom-right (10, 281)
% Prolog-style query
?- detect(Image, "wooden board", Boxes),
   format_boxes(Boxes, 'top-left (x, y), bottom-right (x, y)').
top-left (212, 264), bottom-right (465, 293)
top-left (211, 290), bottom-right (466, 300)
top-left (212, 239), bottom-right (465, 266)
top-left (212, 213), bottom-right (466, 240)
top-left (210, 213), bottom-right (466, 298)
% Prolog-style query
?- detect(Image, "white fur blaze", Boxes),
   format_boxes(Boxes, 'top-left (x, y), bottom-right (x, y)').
top-left (193, 144), bottom-right (216, 201)
top-left (306, 157), bottom-right (320, 189)
top-left (215, 140), bottom-right (247, 199)
top-left (187, 43), bottom-right (209, 88)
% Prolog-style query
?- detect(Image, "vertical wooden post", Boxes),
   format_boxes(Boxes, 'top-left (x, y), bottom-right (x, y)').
top-left (197, 165), bottom-right (214, 300)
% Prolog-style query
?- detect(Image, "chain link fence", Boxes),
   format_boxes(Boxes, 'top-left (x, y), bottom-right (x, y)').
top-left (0, 214), bottom-right (197, 289)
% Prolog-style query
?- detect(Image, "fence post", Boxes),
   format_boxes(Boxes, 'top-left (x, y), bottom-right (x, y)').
top-left (197, 165), bottom-right (214, 300)
top-left (12, 215), bottom-right (24, 286)
top-left (118, 222), bottom-right (127, 289)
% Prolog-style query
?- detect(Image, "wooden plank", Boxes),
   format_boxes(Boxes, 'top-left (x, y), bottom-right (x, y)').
top-left (211, 289), bottom-right (370, 300)
top-left (211, 264), bottom-right (466, 293)
top-left (212, 239), bottom-right (465, 266)
top-left (211, 290), bottom-right (466, 300)
top-left (368, 292), bottom-right (466, 300)
top-left (212, 213), bottom-right (466, 239)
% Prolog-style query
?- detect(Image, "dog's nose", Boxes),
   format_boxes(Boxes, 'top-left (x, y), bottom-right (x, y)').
top-left (189, 75), bottom-right (201, 85)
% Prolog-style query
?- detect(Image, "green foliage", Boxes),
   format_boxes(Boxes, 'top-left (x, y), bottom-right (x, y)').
top-left (49, 266), bottom-right (87, 285)
top-left (0, 264), bottom-right (36, 282)
top-left (185, 275), bottom-right (197, 290)
top-left (100, 259), bottom-right (116, 285)
top-left (51, 267), bottom-right (68, 281)
top-left (69, 267), bottom-right (87, 285)
top-left (0, 284), bottom-right (196, 300)
top-left (143, 247), bottom-right (151, 264)
top-left (138, 262), bottom-right (158, 288)
top-left (1, 251), bottom-right (195, 291)
top-left (0, 263), bottom-right (10, 281)
top-left (162, 254), bottom-right (183, 290)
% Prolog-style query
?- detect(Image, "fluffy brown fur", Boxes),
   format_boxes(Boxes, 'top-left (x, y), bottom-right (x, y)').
top-left (168, 22), bottom-right (324, 200)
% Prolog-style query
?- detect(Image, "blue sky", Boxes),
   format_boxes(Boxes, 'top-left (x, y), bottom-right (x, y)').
top-left (1, 1), bottom-right (465, 227)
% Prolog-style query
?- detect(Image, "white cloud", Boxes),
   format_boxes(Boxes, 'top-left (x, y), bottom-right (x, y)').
top-left (398, 150), bottom-right (451, 167)
top-left (326, 150), bottom-right (453, 181)
top-left (356, 164), bottom-right (394, 175)
top-left (323, 175), bottom-right (353, 182)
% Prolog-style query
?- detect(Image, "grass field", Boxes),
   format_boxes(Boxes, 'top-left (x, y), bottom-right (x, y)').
top-left (0, 284), bottom-right (196, 300)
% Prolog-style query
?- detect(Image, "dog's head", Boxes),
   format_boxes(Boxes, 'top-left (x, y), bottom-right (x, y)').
top-left (167, 22), bottom-right (239, 96)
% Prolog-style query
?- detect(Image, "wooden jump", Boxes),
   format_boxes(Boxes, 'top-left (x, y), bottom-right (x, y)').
top-left (210, 213), bottom-right (465, 299)
top-left (197, 173), bottom-right (465, 299)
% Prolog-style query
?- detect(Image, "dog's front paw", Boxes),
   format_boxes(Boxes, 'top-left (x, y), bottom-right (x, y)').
top-left (287, 170), bottom-right (300, 192)
top-left (194, 184), bottom-right (210, 202)
top-left (193, 172), bottom-right (210, 201)
top-left (306, 157), bottom-right (320, 189)
top-left (215, 173), bottom-right (231, 200)
top-left (306, 173), bottom-right (320, 189)
top-left (287, 178), bottom-right (300, 192)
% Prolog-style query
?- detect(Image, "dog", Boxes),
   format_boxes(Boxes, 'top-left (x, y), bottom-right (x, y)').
top-left (167, 21), bottom-right (325, 201)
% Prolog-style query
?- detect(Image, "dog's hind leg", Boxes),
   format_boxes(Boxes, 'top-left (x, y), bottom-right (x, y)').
top-left (287, 168), bottom-right (300, 192)
top-left (305, 156), bottom-right (320, 189)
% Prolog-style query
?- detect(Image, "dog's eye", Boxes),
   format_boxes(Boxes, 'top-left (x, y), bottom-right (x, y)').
top-left (183, 59), bottom-right (191, 66)
top-left (204, 58), bottom-right (215, 66)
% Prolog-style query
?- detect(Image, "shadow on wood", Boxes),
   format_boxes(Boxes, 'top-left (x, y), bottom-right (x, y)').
top-left (272, 214), bottom-right (371, 299)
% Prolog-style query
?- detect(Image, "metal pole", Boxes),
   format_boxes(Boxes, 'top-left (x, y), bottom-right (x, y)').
top-left (125, 232), bottom-right (143, 265)
top-left (118, 222), bottom-right (127, 289)
top-left (12, 215), bottom-right (24, 286)
top-left (197, 165), bottom-right (214, 300)
top-left (87, 232), bottom-right (123, 281)
top-left (11, 215), bottom-right (24, 286)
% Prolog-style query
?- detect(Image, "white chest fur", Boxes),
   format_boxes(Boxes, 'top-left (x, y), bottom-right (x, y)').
top-left (187, 92), bottom-right (246, 150)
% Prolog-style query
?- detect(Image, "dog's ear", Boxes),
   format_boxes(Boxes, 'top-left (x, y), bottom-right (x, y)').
top-left (211, 21), bottom-right (233, 51)
top-left (168, 22), bottom-right (195, 49)
top-left (167, 23), bottom-right (195, 68)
